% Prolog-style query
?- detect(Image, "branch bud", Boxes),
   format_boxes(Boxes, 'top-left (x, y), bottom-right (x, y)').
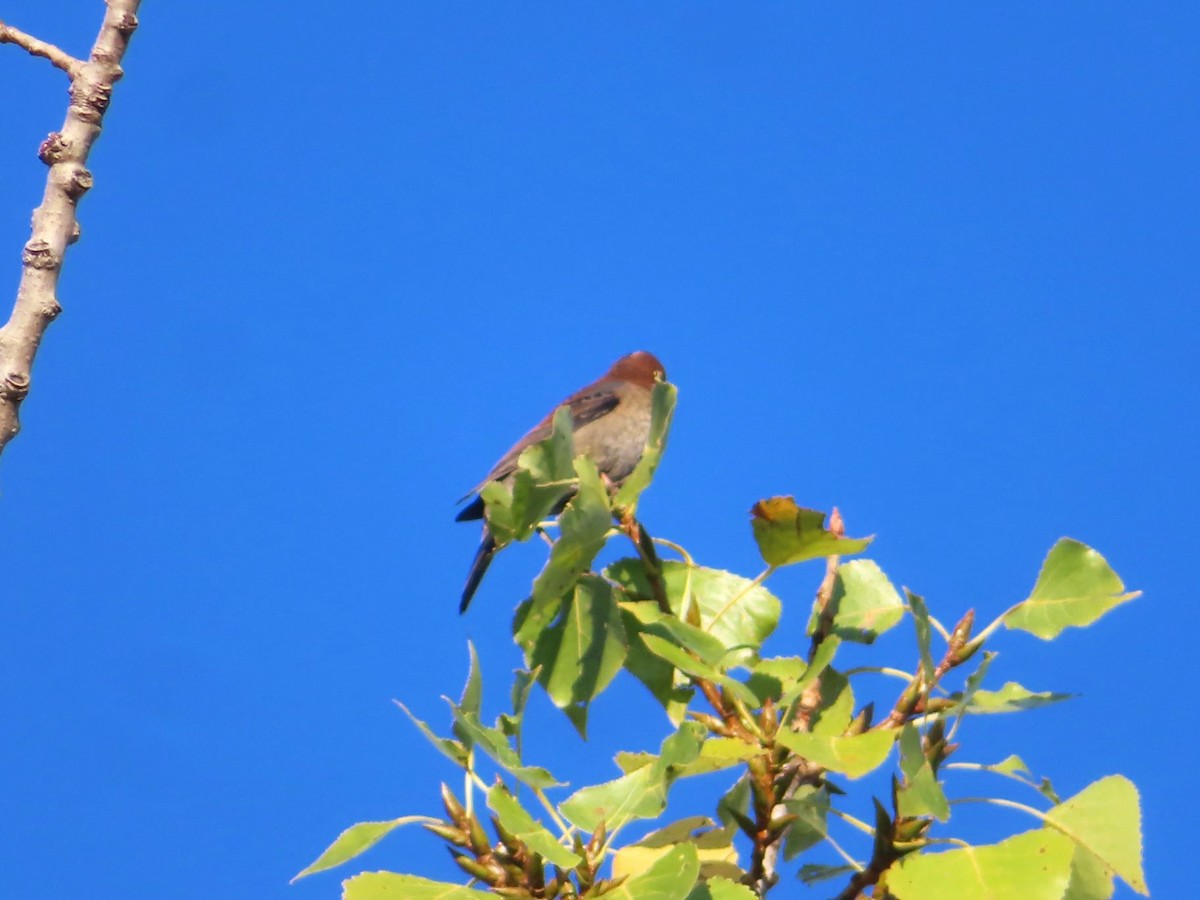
top-left (440, 783), bottom-right (466, 825)
top-left (424, 822), bottom-right (471, 848)
top-left (451, 852), bottom-right (502, 884)
top-left (22, 239), bottom-right (59, 271)
top-left (948, 609), bottom-right (976, 653)
top-left (467, 814), bottom-right (492, 855)
top-left (38, 132), bottom-right (70, 166)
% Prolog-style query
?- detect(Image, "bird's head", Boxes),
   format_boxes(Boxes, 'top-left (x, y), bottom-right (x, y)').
top-left (607, 350), bottom-right (666, 387)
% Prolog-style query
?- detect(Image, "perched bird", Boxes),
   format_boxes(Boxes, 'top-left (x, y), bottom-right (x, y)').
top-left (456, 350), bottom-right (666, 613)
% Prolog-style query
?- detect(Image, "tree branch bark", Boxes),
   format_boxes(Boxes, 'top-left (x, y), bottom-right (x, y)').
top-left (0, 1), bottom-right (140, 456)
top-left (0, 20), bottom-right (84, 77)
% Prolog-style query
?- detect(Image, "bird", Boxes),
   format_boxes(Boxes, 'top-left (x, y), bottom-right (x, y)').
top-left (456, 350), bottom-right (666, 613)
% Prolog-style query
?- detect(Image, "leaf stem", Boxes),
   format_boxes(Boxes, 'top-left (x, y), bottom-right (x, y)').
top-left (944, 761), bottom-right (1043, 794)
top-left (534, 786), bottom-right (574, 839)
top-left (844, 666), bottom-right (916, 682)
top-left (823, 831), bottom-right (866, 872)
top-left (828, 806), bottom-right (876, 836)
top-left (925, 613), bottom-right (952, 643)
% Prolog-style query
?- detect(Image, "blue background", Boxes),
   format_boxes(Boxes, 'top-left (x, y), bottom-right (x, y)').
top-left (1, 3), bottom-right (1194, 897)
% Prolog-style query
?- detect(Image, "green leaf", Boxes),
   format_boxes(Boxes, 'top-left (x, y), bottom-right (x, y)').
top-left (621, 601), bottom-right (728, 665)
top-left (292, 818), bottom-right (431, 881)
top-left (948, 650), bottom-right (995, 726)
top-left (991, 754), bottom-right (1031, 776)
top-left (797, 863), bottom-right (856, 885)
top-left (964, 681), bottom-right (1072, 714)
top-left (615, 380), bottom-right (677, 510)
top-left (896, 725), bottom-right (949, 821)
top-left (393, 701), bottom-right (468, 768)
top-left (615, 818), bottom-right (738, 883)
top-left (561, 764), bottom-right (665, 833)
top-left (499, 667), bottom-right (538, 740)
top-left (608, 560), bottom-right (782, 656)
top-left (617, 603), bottom-right (694, 722)
top-left (482, 407), bottom-right (577, 547)
top-left (698, 737), bottom-right (762, 767)
top-left (522, 575), bottom-right (628, 736)
top-left (633, 815), bottom-right (720, 847)
top-left (617, 737), bottom-right (760, 779)
top-left (907, 590), bottom-right (935, 684)
top-left (486, 783), bottom-right (581, 869)
top-left (1063, 845), bottom-right (1116, 900)
top-left (1004, 539), bottom-right (1140, 639)
top-left (889, 829), bottom-right (1075, 900)
top-left (452, 642), bottom-right (483, 747)
top-left (716, 775), bottom-right (751, 829)
top-left (808, 668), bottom-right (854, 737)
top-left (1043, 775), bottom-right (1147, 895)
top-left (746, 656), bottom-right (807, 704)
top-left (560, 723), bottom-right (705, 831)
top-left (343, 872), bottom-right (484, 899)
top-left (779, 636), bottom-right (841, 708)
top-left (607, 842), bottom-right (700, 900)
top-left (952, 755), bottom-right (1059, 803)
top-left (639, 633), bottom-right (761, 708)
top-left (686, 877), bottom-right (757, 900)
top-left (774, 729), bottom-right (895, 779)
top-left (749, 497), bottom-right (872, 567)
top-left (529, 457), bottom-right (613, 608)
top-left (781, 785), bottom-right (831, 860)
top-left (447, 708), bottom-right (562, 790)
top-left (809, 560), bottom-right (904, 643)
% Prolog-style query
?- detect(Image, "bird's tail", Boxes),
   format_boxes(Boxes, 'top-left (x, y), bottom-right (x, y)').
top-left (460, 529), bottom-right (497, 613)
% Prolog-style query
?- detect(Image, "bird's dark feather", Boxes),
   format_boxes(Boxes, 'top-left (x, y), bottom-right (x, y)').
top-left (460, 531), bottom-right (497, 612)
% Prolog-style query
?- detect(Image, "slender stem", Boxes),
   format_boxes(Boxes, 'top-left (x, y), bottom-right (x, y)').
top-left (464, 747), bottom-right (476, 816)
top-left (652, 536), bottom-right (694, 567)
top-left (844, 666), bottom-right (916, 682)
top-left (944, 761), bottom-right (1043, 794)
top-left (0, 19), bottom-right (83, 77)
top-left (925, 613), bottom-right (952, 643)
top-left (828, 807), bottom-right (875, 837)
top-left (534, 787), bottom-right (574, 838)
top-left (950, 796), bottom-right (1049, 821)
top-left (823, 831), bottom-right (866, 872)
top-left (467, 767), bottom-right (489, 798)
top-left (973, 602), bottom-right (1023, 645)
top-left (924, 836), bottom-right (972, 849)
top-left (728, 565), bottom-right (775, 607)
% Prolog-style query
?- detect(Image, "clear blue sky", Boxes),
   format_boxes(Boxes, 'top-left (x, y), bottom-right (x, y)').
top-left (1, 3), bottom-right (1195, 898)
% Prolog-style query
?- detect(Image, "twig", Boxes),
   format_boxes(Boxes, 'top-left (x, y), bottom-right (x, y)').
top-left (0, 2), bottom-right (141, 456)
top-left (875, 608), bottom-right (976, 731)
top-left (618, 510), bottom-right (672, 614)
top-left (753, 509), bottom-right (847, 895)
top-left (0, 19), bottom-right (83, 77)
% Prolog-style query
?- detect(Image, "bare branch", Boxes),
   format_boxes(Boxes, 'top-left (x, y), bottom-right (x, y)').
top-left (0, 1), bottom-right (141, 456)
top-left (0, 19), bottom-right (84, 78)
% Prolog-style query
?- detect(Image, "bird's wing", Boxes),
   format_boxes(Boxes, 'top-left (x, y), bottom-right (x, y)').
top-left (458, 382), bottom-right (622, 502)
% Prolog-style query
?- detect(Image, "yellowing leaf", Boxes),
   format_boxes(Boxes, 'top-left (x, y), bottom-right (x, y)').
top-left (749, 497), bottom-right (872, 567)
top-left (613, 841), bottom-right (737, 881)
